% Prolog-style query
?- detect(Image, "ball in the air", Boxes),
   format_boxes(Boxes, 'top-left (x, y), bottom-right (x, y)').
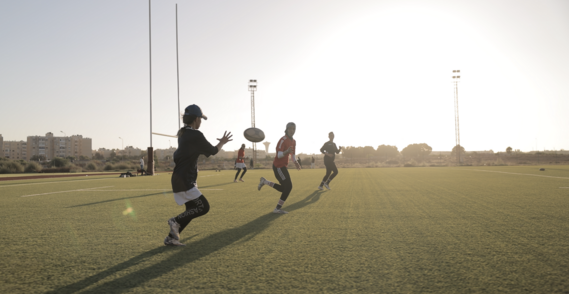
top-left (244, 127), bottom-right (265, 143)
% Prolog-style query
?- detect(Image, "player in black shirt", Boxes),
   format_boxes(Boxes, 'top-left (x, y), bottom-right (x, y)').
top-left (318, 132), bottom-right (342, 190)
top-left (165, 104), bottom-right (232, 246)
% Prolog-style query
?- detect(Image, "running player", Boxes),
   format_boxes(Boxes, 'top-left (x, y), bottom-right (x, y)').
top-left (165, 104), bottom-right (232, 246)
top-left (258, 122), bottom-right (301, 214)
top-left (318, 132), bottom-right (342, 190)
top-left (234, 144), bottom-right (247, 182)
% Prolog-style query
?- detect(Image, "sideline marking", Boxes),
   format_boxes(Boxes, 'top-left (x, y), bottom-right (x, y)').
top-left (74, 189), bottom-right (224, 192)
top-left (468, 169), bottom-right (569, 180)
top-left (561, 187), bottom-right (569, 189)
top-left (21, 186), bottom-right (115, 197)
top-left (1, 178), bottom-right (118, 188)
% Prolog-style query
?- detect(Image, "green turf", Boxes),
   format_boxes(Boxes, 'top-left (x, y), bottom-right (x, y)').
top-left (1, 166), bottom-right (568, 293)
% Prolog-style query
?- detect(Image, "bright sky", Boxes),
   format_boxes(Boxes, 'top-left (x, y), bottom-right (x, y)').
top-left (1, 0), bottom-right (568, 154)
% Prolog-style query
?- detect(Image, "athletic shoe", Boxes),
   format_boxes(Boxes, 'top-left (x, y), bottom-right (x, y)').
top-left (258, 177), bottom-right (266, 191)
top-left (234, 179), bottom-right (237, 183)
top-left (317, 186), bottom-right (323, 190)
top-left (323, 182), bottom-right (331, 190)
top-left (272, 208), bottom-right (288, 214)
top-left (164, 236), bottom-right (185, 246)
top-left (168, 217), bottom-right (180, 240)
top-left (239, 179), bottom-right (245, 182)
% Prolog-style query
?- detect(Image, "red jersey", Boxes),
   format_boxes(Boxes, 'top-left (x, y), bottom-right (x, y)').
top-left (237, 149), bottom-right (245, 163)
top-left (273, 135), bottom-right (296, 168)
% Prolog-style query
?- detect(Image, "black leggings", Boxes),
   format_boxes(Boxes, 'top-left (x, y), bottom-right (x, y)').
top-left (272, 165), bottom-right (293, 201)
top-left (171, 195), bottom-right (210, 238)
top-left (235, 167), bottom-right (247, 180)
top-left (322, 160), bottom-right (338, 184)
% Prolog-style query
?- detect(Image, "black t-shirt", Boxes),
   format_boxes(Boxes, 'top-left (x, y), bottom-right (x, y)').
top-left (171, 128), bottom-right (218, 192)
top-left (320, 141), bottom-right (340, 162)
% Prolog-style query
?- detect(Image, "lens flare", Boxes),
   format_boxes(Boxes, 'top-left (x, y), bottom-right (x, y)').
top-left (122, 207), bottom-right (133, 215)
top-left (122, 200), bottom-right (137, 219)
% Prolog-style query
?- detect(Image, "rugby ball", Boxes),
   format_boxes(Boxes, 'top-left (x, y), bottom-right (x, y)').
top-left (244, 127), bottom-right (265, 143)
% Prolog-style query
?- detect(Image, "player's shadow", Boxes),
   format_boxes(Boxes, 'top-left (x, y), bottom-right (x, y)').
top-left (286, 190), bottom-right (324, 212)
top-left (66, 192), bottom-right (166, 208)
top-left (48, 190), bottom-right (323, 294)
top-left (198, 182), bottom-right (237, 188)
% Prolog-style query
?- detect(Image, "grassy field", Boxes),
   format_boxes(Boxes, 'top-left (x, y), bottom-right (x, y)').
top-left (1, 166), bottom-right (568, 293)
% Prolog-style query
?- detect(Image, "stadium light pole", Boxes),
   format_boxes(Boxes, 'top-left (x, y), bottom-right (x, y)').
top-left (452, 70), bottom-right (461, 165)
top-left (249, 80), bottom-right (257, 167)
top-left (119, 137), bottom-right (124, 150)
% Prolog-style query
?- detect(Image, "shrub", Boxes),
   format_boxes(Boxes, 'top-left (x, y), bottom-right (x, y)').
top-left (52, 157), bottom-right (70, 167)
top-left (69, 165), bottom-right (82, 173)
top-left (85, 162), bottom-right (97, 171)
top-left (24, 162), bottom-right (42, 173)
top-left (104, 164), bottom-right (114, 171)
top-left (385, 159), bottom-right (399, 165)
top-left (116, 163), bottom-right (130, 170)
top-left (0, 161), bottom-right (24, 173)
top-left (403, 163), bottom-right (414, 167)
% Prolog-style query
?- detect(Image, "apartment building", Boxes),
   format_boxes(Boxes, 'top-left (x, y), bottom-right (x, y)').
top-left (27, 133), bottom-right (92, 160)
top-left (27, 132), bottom-right (55, 160)
top-left (2, 140), bottom-right (27, 160)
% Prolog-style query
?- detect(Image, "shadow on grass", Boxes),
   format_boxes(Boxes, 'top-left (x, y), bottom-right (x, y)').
top-left (48, 190), bottom-right (324, 294)
top-left (198, 182), bottom-right (238, 189)
top-left (67, 192), bottom-right (165, 208)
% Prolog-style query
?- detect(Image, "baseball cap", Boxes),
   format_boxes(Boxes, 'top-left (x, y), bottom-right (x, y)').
top-left (184, 104), bottom-right (208, 120)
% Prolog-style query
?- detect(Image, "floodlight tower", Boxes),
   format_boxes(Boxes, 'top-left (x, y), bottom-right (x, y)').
top-left (249, 80), bottom-right (258, 166)
top-left (452, 70), bottom-right (461, 165)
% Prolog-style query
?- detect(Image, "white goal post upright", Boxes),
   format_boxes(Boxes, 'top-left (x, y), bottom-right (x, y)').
top-left (249, 80), bottom-right (258, 167)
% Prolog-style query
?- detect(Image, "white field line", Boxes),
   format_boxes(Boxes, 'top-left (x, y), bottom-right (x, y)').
top-left (560, 187), bottom-right (569, 189)
top-left (0, 177), bottom-right (119, 188)
top-left (21, 186), bottom-right (115, 197)
top-left (73, 189), bottom-right (224, 192)
top-left (469, 169), bottom-right (569, 180)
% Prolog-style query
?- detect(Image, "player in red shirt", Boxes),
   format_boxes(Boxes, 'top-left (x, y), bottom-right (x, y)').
top-left (258, 122), bottom-right (301, 214)
top-left (234, 144), bottom-right (247, 182)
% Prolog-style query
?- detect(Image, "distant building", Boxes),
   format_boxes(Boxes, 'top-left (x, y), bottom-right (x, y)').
top-left (214, 149), bottom-right (235, 159)
top-left (123, 146), bottom-right (142, 158)
top-left (94, 148), bottom-right (114, 159)
top-left (0, 134), bottom-right (3, 158)
top-left (2, 140), bottom-right (27, 160)
top-left (155, 147), bottom-right (176, 161)
top-left (27, 133), bottom-right (92, 160)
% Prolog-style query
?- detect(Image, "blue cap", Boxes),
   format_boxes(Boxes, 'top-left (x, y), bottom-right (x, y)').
top-left (184, 104), bottom-right (208, 120)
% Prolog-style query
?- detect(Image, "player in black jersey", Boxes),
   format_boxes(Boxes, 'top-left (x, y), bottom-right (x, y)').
top-left (318, 132), bottom-right (342, 190)
top-left (165, 104), bottom-right (232, 246)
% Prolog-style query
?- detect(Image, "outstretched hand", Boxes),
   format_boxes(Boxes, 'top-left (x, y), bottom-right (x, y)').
top-left (217, 131), bottom-right (233, 145)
